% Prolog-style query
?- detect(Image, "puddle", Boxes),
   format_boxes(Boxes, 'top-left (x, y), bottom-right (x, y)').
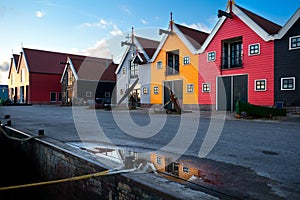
top-left (67, 142), bottom-right (285, 200)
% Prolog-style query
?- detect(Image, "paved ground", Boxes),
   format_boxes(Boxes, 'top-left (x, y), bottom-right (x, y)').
top-left (0, 105), bottom-right (299, 199)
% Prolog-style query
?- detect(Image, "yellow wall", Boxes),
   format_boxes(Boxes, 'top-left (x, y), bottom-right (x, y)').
top-left (8, 54), bottom-right (29, 102)
top-left (150, 33), bottom-right (198, 105)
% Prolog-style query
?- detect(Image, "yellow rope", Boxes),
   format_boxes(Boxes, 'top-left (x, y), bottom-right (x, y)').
top-left (0, 126), bottom-right (41, 142)
top-left (0, 170), bottom-right (110, 191)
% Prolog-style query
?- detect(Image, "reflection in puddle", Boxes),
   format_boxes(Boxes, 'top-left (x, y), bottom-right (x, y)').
top-left (67, 142), bottom-right (219, 187)
top-left (67, 142), bottom-right (281, 200)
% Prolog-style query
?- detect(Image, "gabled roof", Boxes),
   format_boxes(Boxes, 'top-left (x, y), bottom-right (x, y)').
top-left (175, 23), bottom-right (209, 49)
top-left (197, 4), bottom-right (283, 54)
top-left (135, 36), bottom-right (160, 58)
top-left (236, 5), bottom-right (282, 35)
top-left (151, 23), bottom-right (209, 61)
top-left (22, 48), bottom-right (69, 74)
top-left (115, 36), bottom-right (159, 74)
top-left (275, 7), bottom-right (300, 39)
top-left (61, 54), bottom-right (117, 82)
top-left (8, 54), bottom-right (20, 79)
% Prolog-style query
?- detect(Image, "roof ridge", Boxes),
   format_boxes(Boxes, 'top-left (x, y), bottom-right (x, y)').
top-left (236, 4), bottom-right (282, 34)
top-left (174, 23), bottom-right (209, 34)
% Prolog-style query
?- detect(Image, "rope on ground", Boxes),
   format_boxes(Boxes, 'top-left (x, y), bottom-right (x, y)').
top-left (0, 164), bottom-right (142, 191)
top-left (0, 125), bottom-right (41, 142)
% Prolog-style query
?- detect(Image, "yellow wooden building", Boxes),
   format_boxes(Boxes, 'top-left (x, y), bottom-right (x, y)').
top-left (149, 15), bottom-right (209, 110)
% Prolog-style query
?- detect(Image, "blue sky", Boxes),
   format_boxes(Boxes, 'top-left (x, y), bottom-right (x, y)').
top-left (0, 0), bottom-right (299, 84)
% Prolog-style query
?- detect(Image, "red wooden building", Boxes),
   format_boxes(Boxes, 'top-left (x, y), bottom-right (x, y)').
top-left (8, 48), bottom-right (72, 104)
top-left (197, 2), bottom-right (282, 111)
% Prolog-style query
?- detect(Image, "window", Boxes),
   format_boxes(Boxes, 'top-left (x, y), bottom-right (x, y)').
top-left (281, 77), bottom-right (295, 90)
top-left (255, 79), bottom-right (266, 91)
top-left (166, 50), bottom-right (179, 75)
top-left (67, 70), bottom-right (73, 86)
top-left (153, 86), bottom-right (159, 94)
top-left (222, 37), bottom-right (243, 69)
top-left (186, 84), bottom-right (194, 93)
top-left (156, 61), bottom-right (162, 69)
top-left (130, 61), bottom-right (138, 78)
top-left (120, 89), bottom-right (124, 95)
top-left (122, 67), bottom-right (126, 74)
top-left (207, 51), bottom-right (216, 62)
top-left (50, 92), bottom-right (57, 102)
top-left (156, 156), bottom-right (162, 165)
top-left (183, 56), bottom-right (190, 65)
top-left (249, 43), bottom-right (260, 55)
top-left (142, 87), bottom-right (149, 95)
top-left (86, 91), bottom-right (92, 98)
top-left (105, 92), bottom-right (110, 98)
top-left (290, 36), bottom-right (300, 50)
top-left (202, 83), bottom-right (210, 92)
top-left (183, 166), bottom-right (189, 174)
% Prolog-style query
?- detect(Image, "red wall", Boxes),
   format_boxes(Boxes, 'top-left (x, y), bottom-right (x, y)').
top-left (29, 73), bottom-right (62, 104)
top-left (198, 16), bottom-right (275, 107)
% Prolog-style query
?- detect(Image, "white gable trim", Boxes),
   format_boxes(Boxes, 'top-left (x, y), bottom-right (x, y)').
top-left (134, 38), bottom-right (150, 61)
top-left (151, 24), bottom-right (199, 61)
top-left (197, 5), bottom-right (275, 54)
top-left (233, 6), bottom-right (274, 41)
top-left (115, 45), bottom-right (131, 75)
top-left (150, 33), bottom-right (169, 62)
top-left (173, 24), bottom-right (198, 54)
top-left (274, 7), bottom-right (300, 39)
top-left (59, 57), bottom-right (78, 83)
top-left (21, 48), bottom-right (30, 73)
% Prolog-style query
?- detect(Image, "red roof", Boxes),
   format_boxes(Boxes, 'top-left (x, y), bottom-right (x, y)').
top-left (175, 23), bottom-right (209, 49)
top-left (135, 36), bottom-right (160, 58)
top-left (22, 48), bottom-right (69, 74)
top-left (68, 54), bottom-right (117, 81)
top-left (236, 5), bottom-right (282, 35)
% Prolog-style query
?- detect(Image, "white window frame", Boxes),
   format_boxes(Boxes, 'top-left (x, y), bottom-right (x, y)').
top-left (183, 166), bottom-right (189, 174)
top-left (248, 43), bottom-right (260, 56)
top-left (254, 79), bottom-right (267, 91)
top-left (186, 84), bottom-right (194, 93)
top-left (207, 51), bottom-right (216, 62)
top-left (50, 92), bottom-right (57, 102)
top-left (142, 87), bottom-right (149, 95)
top-left (122, 67), bottom-right (126, 74)
top-left (281, 77), bottom-right (296, 90)
top-left (153, 86), bottom-right (159, 94)
top-left (156, 61), bottom-right (162, 69)
top-left (86, 91), bottom-right (92, 98)
top-left (202, 83), bottom-right (211, 93)
top-left (156, 156), bottom-right (162, 165)
top-left (289, 35), bottom-right (300, 50)
top-left (120, 89), bottom-right (124, 95)
top-left (183, 56), bottom-right (190, 65)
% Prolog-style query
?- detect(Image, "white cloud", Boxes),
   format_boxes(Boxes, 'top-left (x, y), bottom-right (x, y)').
top-left (182, 22), bottom-right (212, 33)
top-left (35, 10), bottom-right (45, 18)
top-left (110, 25), bottom-right (123, 36)
top-left (0, 61), bottom-right (9, 84)
top-left (70, 39), bottom-right (112, 59)
top-left (81, 19), bottom-right (111, 28)
top-left (121, 5), bottom-right (131, 15)
top-left (140, 19), bottom-right (148, 25)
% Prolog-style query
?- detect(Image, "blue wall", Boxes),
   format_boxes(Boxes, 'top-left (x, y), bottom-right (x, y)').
top-left (0, 85), bottom-right (8, 101)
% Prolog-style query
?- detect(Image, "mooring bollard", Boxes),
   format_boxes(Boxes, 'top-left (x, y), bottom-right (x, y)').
top-left (6, 120), bottom-right (11, 126)
top-left (38, 129), bottom-right (45, 136)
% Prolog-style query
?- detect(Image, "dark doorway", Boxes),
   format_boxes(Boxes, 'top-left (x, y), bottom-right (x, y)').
top-left (217, 75), bottom-right (248, 111)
